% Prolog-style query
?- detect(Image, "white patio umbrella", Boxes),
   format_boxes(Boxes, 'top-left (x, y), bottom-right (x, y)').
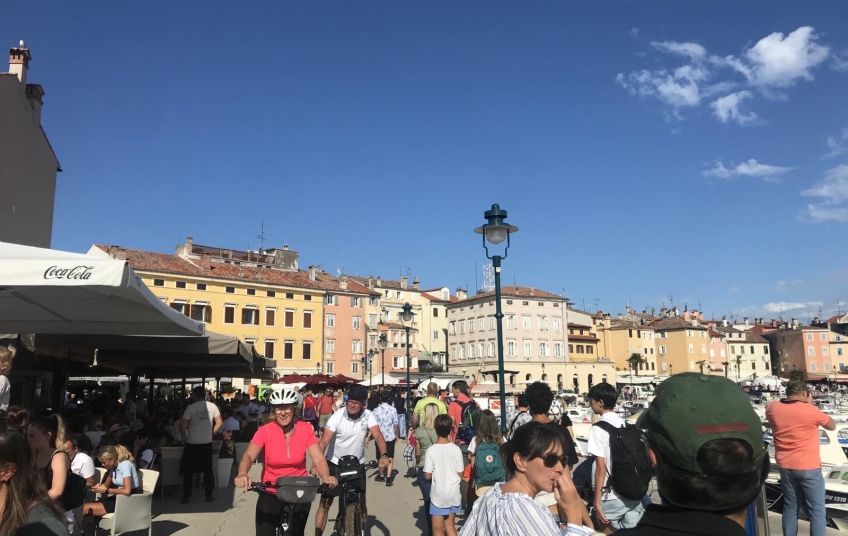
top-left (751, 375), bottom-right (785, 389)
top-left (358, 373), bottom-right (401, 386)
top-left (0, 241), bottom-right (204, 336)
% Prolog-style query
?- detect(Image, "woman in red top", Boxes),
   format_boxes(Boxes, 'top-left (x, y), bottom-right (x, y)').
top-left (235, 386), bottom-right (337, 536)
top-left (302, 390), bottom-right (320, 435)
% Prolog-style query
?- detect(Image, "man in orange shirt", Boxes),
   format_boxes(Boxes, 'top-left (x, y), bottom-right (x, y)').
top-left (766, 381), bottom-right (835, 536)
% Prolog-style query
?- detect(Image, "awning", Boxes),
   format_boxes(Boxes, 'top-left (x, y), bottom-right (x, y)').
top-left (615, 375), bottom-right (656, 385)
top-left (0, 241), bottom-right (204, 336)
top-left (22, 331), bottom-right (273, 378)
top-left (358, 373), bottom-right (401, 386)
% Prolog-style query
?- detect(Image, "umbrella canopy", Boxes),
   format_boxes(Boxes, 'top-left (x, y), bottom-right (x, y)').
top-left (331, 374), bottom-right (360, 384)
top-left (0, 241), bottom-right (204, 336)
top-left (751, 375), bottom-right (784, 388)
top-left (275, 373), bottom-right (310, 384)
top-left (359, 373), bottom-right (400, 386)
top-left (23, 331), bottom-right (272, 378)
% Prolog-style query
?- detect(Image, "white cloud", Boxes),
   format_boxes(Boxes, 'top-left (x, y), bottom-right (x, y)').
top-left (651, 40), bottom-right (708, 61)
top-left (799, 165), bottom-right (848, 223)
top-left (823, 127), bottom-right (848, 159)
top-left (774, 279), bottom-right (804, 292)
top-left (833, 49), bottom-right (848, 72)
top-left (710, 91), bottom-right (759, 125)
top-left (630, 28), bottom-right (640, 38)
top-left (634, 51), bottom-right (646, 58)
top-left (723, 26), bottom-right (829, 91)
top-left (702, 159), bottom-right (793, 181)
top-left (761, 301), bottom-right (823, 313)
top-left (617, 26), bottom-right (832, 123)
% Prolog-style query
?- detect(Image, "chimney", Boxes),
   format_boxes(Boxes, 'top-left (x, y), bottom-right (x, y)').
top-left (651, 308), bottom-right (656, 316)
top-left (456, 288), bottom-right (467, 301)
top-left (339, 277), bottom-right (348, 290)
top-left (722, 316), bottom-right (728, 327)
top-left (254, 272), bottom-right (262, 281)
top-left (529, 287), bottom-right (535, 296)
top-left (673, 306), bottom-right (679, 316)
top-left (8, 41), bottom-right (31, 85)
top-left (412, 276), bottom-right (419, 290)
top-left (114, 248), bottom-right (127, 261)
top-left (283, 244), bottom-right (289, 250)
top-left (400, 276), bottom-right (408, 290)
top-left (367, 275), bottom-right (373, 289)
top-left (625, 304), bottom-right (631, 313)
top-left (744, 317), bottom-right (749, 326)
top-left (200, 254), bottom-right (211, 270)
top-left (771, 319), bottom-right (777, 327)
top-left (791, 318), bottom-right (799, 329)
top-left (691, 319), bottom-right (697, 327)
top-left (237, 268), bottom-right (245, 279)
top-left (308, 266), bottom-right (317, 282)
top-left (25, 83), bottom-right (44, 123)
top-left (376, 277), bottom-right (382, 288)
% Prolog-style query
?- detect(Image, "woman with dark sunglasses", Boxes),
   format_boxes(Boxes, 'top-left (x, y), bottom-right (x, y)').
top-left (458, 422), bottom-right (593, 536)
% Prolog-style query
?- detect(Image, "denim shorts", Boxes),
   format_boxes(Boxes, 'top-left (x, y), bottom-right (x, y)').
top-left (430, 504), bottom-right (462, 516)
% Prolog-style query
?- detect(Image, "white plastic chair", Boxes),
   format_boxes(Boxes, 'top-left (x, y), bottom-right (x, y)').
top-left (158, 447), bottom-right (184, 499)
top-left (98, 492), bottom-right (154, 536)
top-left (139, 468), bottom-right (159, 495)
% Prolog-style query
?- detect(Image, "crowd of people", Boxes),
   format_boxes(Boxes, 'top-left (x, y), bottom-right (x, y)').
top-left (0, 354), bottom-right (835, 536)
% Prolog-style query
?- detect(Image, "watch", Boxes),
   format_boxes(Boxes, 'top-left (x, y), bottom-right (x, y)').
top-left (380, 453), bottom-right (389, 458)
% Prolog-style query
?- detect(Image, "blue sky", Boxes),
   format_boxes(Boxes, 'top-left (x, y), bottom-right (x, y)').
top-left (4, 1), bottom-right (848, 322)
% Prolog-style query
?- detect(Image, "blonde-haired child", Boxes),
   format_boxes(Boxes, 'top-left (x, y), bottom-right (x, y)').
top-left (0, 345), bottom-right (17, 411)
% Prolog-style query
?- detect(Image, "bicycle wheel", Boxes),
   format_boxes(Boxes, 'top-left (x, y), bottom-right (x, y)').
top-left (344, 502), bottom-right (361, 536)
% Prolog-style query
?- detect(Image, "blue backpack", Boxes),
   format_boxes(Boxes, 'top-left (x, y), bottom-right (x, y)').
top-left (474, 442), bottom-right (506, 486)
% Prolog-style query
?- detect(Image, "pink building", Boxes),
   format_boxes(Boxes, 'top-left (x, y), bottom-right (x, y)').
top-left (764, 321), bottom-right (836, 378)
top-left (322, 277), bottom-right (380, 378)
top-left (378, 322), bottom-right (419, 376)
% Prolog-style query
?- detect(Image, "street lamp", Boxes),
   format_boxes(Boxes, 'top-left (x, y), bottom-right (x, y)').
top-left (378, 334), bottom-right (388, 385)
top-left (316, 362), bottom-right (321, 376)
top-left (400, 302), bottom-right (416, 425)
top-left (474, 203), bottom-right (519, 433)
top-left (462, 368), bottom-right (467, 379)
top-left (365, 349), bottom-right (375, 386)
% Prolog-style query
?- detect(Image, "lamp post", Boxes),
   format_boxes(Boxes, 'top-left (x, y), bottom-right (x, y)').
top-left (316, 362), bottom-right (321, 375)
top-left (378, 334), bottom-right (388, 385)
top-left (462, 368), bottom-right (467, 380)
top-left (542, 362), bottom-right (546, 383)
top-left (400, 302), bottom-right (416, 426)
top-left (474, 203), bottom-right (519, 433)
top-left (365, 349), bottom-right (375, 385)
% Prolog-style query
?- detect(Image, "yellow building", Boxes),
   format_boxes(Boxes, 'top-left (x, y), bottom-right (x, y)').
top-left (595, 316), bottom-right (659, 375)
top-left (89, 240), bottom-right (337, 375)
top-left (650, 316), bottom-right (710, 375)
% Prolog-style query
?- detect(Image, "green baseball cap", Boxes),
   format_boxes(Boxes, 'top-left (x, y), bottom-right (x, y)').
top-left (637, 373), bottom-right (766, 474)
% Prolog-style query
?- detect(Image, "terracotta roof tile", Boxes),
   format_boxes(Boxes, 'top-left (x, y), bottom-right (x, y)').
top-left (648, 316), bottom-right (707, 331)
top-left (378, 321), bottom-right (418, 332)
top-left (568, 334), bottom-right (599, 342)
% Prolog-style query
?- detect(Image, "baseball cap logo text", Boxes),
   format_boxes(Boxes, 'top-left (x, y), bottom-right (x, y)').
top-left (696, 422), bottom-right (749, 435)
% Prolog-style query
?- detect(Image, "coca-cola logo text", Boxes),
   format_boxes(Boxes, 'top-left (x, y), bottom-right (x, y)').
top-left (43, 265), bottom-right (95, 281)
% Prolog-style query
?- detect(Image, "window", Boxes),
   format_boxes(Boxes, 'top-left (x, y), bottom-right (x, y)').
top-left (242, 307), bottom-right (259, 325)
top-left (459, 321), bottom-right (465, 334)
top-left (265, 308), bottom-right (276, 326)
top-left (825, 362), bottom-right (832, 371)
top-left (700, 331), bottom-right (706, 338)
top-left (326, 339), bottom-right (335, 353)
top-left (539, 316), bottom-right (548, 330)
top-left (810, 363), bottom-right (817, 372)
top-left (839, 348), bottom-right (844, 356)
top-left (730, 345), bottom-right (736, 354)
top-left (809, 347), bottom-right (816, 357)
top-left (283, 341), bottom-right (294, 360)
top-left (469, 344), bottom-right (476, 359)
top-left (393, 356), bottom-right (403, 368)
top-left (522, 316), bottom-right (531, 330)
top-left (823, 347), bottom-right (830, 357)
top-left (524, 340), bottom-right (532, 357)
top-left (303, 311), bottom-right (313, 328)
top-left (247, 288), bottom-right (256, 296)
top-left (479, 318), bottom-right (485, 331)
top-left (351, 297), bottom-right (362, 307)
top-left (553, 317), bottom-right (562, 332)
top-left (701, 344), bottom-right (707, 354)
top-left (176, 281), bottom-right (187, 289)
top-left (554, 342), bottom-right (563, 357)
top-left (822, 333), bottom-right (828, 341)
top-left (568, 344), bottom-right (573, 354)
top-left (153, 279), bottom-right (164, 287)
top-left (196, 283), bottom-right (207, 291)
top-left (539, 341), bottom-right (549, 357)
top-left (325, 294), bottom-right (338, 306)
top-left (264, 340), bottom-right (275, 360)
top-left (326, 361), bottom-right (334, 374)
top-left (352, 340), bottom-right (363, 353)
top-left (353, 316), bottom-right (361, 330)
top-left (369, 314), bottom-right (377, 328)
top-left (806, 333), bottom-right (814, 341)
top-left (459, 345), bottom-right (466, 359)
top-left (285, 292), bottom-right (294, 299)
top-left (224, 305), bottom-right (235, 324)
top-left (507, 340), bottom-right (518, 357)
top-left (489, 342), bottom-right (495, 356)
top-left (351, 361), bottom-right (359, 374)
top-left (302, 342), bottom-right (312, 360)
top-left (304, 295), bottom-right (312, 301)
top-left (266, 290), bottom-right (275, 297)
top-left (469, 320), bottom-right (475, 333)
top-left (369, 335), bottom-right (377, 347)
top-left (489, 317), bottom-right (496, 330)
top-left (433, 330), bottom-right (439, 340)
top-left (170, 302), bottom-right (187, 315)
top-left (433, 308), bottom-right (439, 317)
top-left (688, 344), bottom-right (694, 354)
top-left (587, 346), bottom-right (594, 354)
top-left (659, 345), bottom-right (666, 355)
top-left (687, 330), bottom-right (693, 337)
top-left (284, 310), bottom-right (294, 327)
top-left (396, 291), bottom-right (403, 299)
top-left (507, 315), bottom-right (517, 329)
top-left (369, 297), bottom-right (378, 306)
top-left (226, 286), bottom-right (235, 294)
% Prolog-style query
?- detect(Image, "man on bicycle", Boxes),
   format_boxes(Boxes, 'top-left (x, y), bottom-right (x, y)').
top-left (315, 385), bottom-right (391, 536)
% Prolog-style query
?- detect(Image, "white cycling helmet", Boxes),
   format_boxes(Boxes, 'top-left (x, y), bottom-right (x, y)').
top-left (268, 385), bottom-right (299, 406)
top-left (548, 399), bottom-right (563, 420)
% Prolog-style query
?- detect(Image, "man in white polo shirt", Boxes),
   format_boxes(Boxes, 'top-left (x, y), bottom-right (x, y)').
top-left (63, 438), bottom-right (96, 486)
top-left (179, 386), bottom-right (222, 504)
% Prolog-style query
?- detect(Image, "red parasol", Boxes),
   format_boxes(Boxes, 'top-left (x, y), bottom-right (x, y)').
top-left (275, 373), bottom-right (310, 384)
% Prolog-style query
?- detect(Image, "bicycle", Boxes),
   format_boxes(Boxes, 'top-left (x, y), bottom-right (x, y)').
top-left (249, 476), bottom-right (321, 536)
top-left (324, 456), bottom-right (378, 536)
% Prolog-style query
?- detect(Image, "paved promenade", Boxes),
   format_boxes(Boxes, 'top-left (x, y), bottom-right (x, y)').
top-left (147, 455), bottom-right (835, 536)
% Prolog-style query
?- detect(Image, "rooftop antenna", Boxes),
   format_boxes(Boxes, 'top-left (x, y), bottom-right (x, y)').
top-left (838, 295), bottom-right (844, 316)
top-left (336, 252), bottom-right (345, 277)
top-left (582, 298), bottom-right (586, 311)
top-left (257, 221), bottom-right (266, 251)
top-left (593, 298), bottom-right (601, 311)
top-left (668, 294), bottom-right (675, 307)
top-left (475, 261), bottom-right (478, 294)
top-left (513, 275), bottom-right (517, 286)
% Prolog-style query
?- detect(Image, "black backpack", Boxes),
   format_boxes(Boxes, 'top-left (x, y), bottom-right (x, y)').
top-left (455, 399), bottom-right (481, 443)
top-left (593, 421), bottom-right (652, 500)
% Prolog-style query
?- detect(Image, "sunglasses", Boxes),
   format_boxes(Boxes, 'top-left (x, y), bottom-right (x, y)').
top-left (541, 454), bottom-right (569, 468)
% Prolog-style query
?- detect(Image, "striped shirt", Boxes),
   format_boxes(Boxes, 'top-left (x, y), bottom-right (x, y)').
top-left (458, 483), bottom-right (594, 536)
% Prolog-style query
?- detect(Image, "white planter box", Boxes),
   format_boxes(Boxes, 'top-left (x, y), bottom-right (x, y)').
top-left (217, 458), bottom-right (234, 488)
